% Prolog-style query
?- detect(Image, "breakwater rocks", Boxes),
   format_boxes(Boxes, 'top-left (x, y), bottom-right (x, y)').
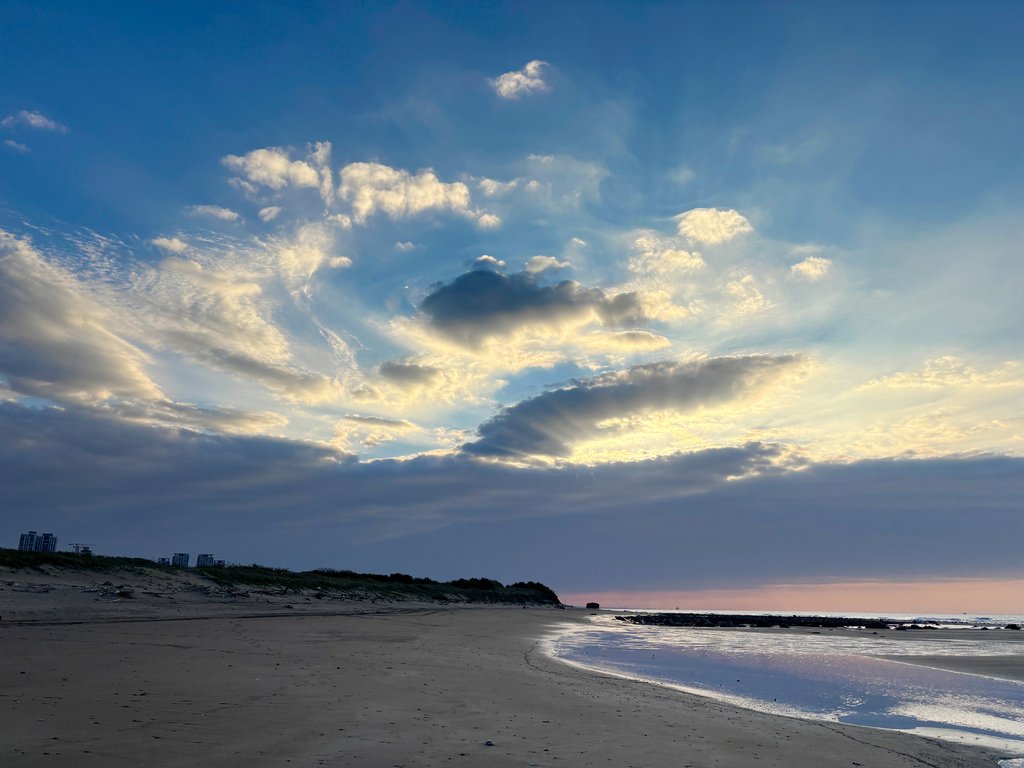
top-left (616, 613), bottom-right (892, 629)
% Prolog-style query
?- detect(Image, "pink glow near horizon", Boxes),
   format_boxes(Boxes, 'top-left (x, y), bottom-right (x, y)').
top-left (562, 579), bottom-right (1024, 615)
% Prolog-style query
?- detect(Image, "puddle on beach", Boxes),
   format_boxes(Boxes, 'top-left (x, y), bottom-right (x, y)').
top-left (549, 619), bottom-right (1024, 756)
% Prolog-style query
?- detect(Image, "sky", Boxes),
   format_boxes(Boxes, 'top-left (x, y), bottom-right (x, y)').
top-left (1, 1), bottom-right (1022, 611)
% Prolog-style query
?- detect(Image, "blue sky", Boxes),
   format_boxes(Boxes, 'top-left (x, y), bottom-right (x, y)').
top-left (2, 2), bottom-right (1022, 608)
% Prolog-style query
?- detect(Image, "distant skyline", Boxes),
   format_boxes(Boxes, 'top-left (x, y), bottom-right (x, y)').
top-left (1, 2), bottom-right (1021, 610)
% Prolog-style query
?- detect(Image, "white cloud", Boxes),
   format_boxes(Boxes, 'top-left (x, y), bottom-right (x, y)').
top-left (1, 110), bottom-right (67, 132)
top-left (476, 212), bottom-right (502, 229)
top-left (0, 231), bottom-right (161, 404)
top-left (395, 241), bottom-right (416, 252)
top-left (473, 254), bottom-right (506, 269)
top-left (258, 206), bottom-right (282, 222)
top-left (629, 233), bottom-right (705, 275)
top-left (327, 213), bottom-right (352, 229)
top-left (334, 413), bottom-right (421, 450)
top-left (525, 255), bottom-right (570, 274)
top-left (4, 139), bottom-right (30, 153)
top-left (490, 60), bottom-right (550, 99)
top-left (223, 147), bottom-right (320, 189)
top-left (862, 356), bottom-right (1024, 391)
top-left (790, 256), bottom-right (833, 280)
top-left (268, 222), bottom-right (339, 285)
top-left (151, 237), bottom-right (188, 253)
top-left (676, 208), bottom-right (753, 245)
top-left (187, 205), bottom-right (241, 222)
top-left (724, 274), bottom-right (769, 315)
top-left (478, 177), bottom-right (519, 196)
top-left (338, 162), bottom-right (495, 227)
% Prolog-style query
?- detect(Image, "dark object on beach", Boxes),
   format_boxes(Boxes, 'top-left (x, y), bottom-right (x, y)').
top-left (586, 602), bottom-right (600, 610)
top-left (485, 740), bottom-right (494, 746)
top-left (1006, 624), bottom-right (1021, 630)
top-left (620, 612), bottom-right (890, 630)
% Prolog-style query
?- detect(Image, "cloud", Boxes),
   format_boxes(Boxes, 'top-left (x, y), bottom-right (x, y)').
top-left (525, 255), bottom-right (570, 274)
top-left (418, 269), bottom-right (647, 349)
top-left (378, 361), bottom-right (442, 388)
top-left (0, 231), bottom-right (162, 404)
top-left (338, 162), bottom-right (495, 227)
top-left (267, 221), bottom-right (340, 285)
top-left (395, 241), bottom-right (416, 252)
top-left (629, 233), bottom-right (704, 275)
top-left (1, 401), bottom-right (1021, 593)
top-left (676, 208), bottom-right (753, 245)
top-left (472, 254), bottom-right (505, 269)
top-left (223, 144), bottom-right (333, 204)
top-left (187, 205), bottom-right (241, 222)
top-left (490, 60), bottom-right (550, 99)
top-left (578, 330), bottom-right (672, 353)
top-left (224, 147), bottom-right (320, 189)
top-left (1, 110), bottom-right (67, 132)
top-left (110, 399), bottom-right (289, 436)
top-left (476, 212), bottom-right (502, 229)
top-left (132, 248), bottom-right (344, 404)
top-left (4, 139), bottom-right (30, 153)
top-left (862, 356), bottom-right (1024, 391)
top-left (335, 413), bottom-right (419, 449)
top-left (478, 177), bottom-right (519, 196)
top-left (790, 256), bottom-right (833, 280)
top-left (464, 355), bottom-right (802, 460)
top-left (258, 206), bottom-right (282, 222)
top-left (151, 237), bottom-right (188, 253)
top-left (724, 274), bottom-right (769, 315)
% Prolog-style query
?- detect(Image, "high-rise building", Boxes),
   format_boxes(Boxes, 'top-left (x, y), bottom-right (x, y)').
top-left (17, 531), bottom-right (58, 552)
top-left (171, 552), bottom-right (190, 568)
top-left (196, 553), bottom-right (215, 567)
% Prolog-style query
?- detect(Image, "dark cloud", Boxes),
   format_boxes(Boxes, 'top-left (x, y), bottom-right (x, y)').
top-left (378, 361), bottom-right (441, 387)
top-left (419, 270), bottom-right (646, 346)
top-left (464, 355), bottom-right (801, 459)
top-left (1, 402), bottom-right (1021, 592)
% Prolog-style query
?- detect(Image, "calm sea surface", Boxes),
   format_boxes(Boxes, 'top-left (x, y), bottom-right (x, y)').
top-left (547, 612), bottom-right (1024, 760)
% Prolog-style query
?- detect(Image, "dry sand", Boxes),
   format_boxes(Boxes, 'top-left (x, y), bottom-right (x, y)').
top-left (0, 567), bottom-right (1014, 767)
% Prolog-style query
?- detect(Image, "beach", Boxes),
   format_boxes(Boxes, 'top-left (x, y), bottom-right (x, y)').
top-left (0, 567), bottom-right (1013, 767)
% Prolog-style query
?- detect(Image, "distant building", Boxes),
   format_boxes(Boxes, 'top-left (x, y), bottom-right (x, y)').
top-left (195, 553), bottom-right (215, 567)
top-left (213, 560), bottom-right (226, 568)
top-left (157, 557), bottom-right (171, 565)
top-left (17, 531), bottom-right (58, 553)
top-left (171, 552), bottom-right (190, 568)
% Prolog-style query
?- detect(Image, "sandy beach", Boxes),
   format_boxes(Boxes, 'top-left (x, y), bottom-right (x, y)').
top-left (0, 567), bottom-right (1014, 767)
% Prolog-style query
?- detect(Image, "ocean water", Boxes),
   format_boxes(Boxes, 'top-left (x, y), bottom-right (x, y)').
top-left (547, 613), bottom-right (1024, 758)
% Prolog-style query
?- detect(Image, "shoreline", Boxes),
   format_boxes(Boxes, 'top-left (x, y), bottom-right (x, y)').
top-left (0, 602), bottom-right (1010, 767)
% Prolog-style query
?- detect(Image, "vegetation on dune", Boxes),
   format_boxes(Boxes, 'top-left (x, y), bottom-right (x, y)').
top-left (0, 548), bottom-right (156, 572)
top-left (0, 548), bottom-right (561, 605)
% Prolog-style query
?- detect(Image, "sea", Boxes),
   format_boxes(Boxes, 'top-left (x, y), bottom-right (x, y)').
top-left (546, 610), bottom-right (1024, 765)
